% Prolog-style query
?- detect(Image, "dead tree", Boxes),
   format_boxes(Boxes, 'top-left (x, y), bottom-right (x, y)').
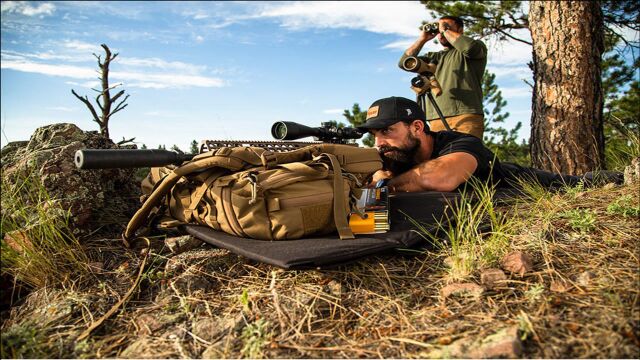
top-left (72, 44), bottom-right (129, 139)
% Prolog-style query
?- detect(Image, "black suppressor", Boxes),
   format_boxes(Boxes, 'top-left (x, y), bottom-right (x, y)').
top-left (74, 149), bottom-right (195, 169)
top-left (271, 121), bottom-right (363, 143)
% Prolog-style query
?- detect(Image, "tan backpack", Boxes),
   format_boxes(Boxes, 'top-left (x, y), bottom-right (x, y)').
top-left (124, 144), bottom-right (382, 242)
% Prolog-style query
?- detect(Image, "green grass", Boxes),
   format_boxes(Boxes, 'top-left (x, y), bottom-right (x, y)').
top-left (1, 170), bottom-right (90, 289)
top-left (606, 194), bottom-right (640, 217)
top-left (560, 209), bottom-right (597, 233)
top-left (414, 177), bottom-right (515, 280)
top-left (605, 115), bottom-right (640, 171)
top-left (240, 318), bottom-right (271, 359)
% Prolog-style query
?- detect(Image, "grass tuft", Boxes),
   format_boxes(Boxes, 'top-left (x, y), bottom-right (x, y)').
top-left (1, 170), bottom-right (90, 289)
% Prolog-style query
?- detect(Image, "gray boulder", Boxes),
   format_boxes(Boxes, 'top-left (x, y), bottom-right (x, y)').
top-left (1, 123), bottom-right (141, 237)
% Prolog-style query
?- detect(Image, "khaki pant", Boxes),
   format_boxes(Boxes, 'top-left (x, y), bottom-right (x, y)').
top-left (428, 113), bottom-right (484, 139)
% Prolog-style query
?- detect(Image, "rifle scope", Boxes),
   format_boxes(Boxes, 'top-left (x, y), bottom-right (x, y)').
top-left (74, 149), bottom-right (194, 169)
top-left (271, 121), bottom-right (363, 143)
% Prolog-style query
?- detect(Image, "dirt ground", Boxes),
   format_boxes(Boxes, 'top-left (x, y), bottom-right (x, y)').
top-left (1, 183), bottom-right (639, 358)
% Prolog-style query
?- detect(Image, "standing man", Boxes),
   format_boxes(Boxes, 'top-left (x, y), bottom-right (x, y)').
top-left (399, 16), bottom-right (487, 139)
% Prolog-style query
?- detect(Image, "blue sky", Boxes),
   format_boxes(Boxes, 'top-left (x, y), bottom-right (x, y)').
top-left (2, 1), bottom-right (541, 151)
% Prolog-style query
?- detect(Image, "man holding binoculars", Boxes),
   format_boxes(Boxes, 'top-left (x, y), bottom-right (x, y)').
top-left (399, 16), bottom-right (487, 139)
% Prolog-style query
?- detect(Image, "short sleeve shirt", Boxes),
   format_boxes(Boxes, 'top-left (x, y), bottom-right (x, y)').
top-left (430, 131), bottom-right (507, 185)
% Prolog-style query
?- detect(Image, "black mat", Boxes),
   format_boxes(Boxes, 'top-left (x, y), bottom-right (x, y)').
top-left (183, 191), bottom-right (474, 269)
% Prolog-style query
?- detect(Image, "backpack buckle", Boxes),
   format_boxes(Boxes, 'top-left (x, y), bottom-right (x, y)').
top-left (247, 172), bottom-right (259, 204)
top-left (261, 150), bottom-right (277, 169)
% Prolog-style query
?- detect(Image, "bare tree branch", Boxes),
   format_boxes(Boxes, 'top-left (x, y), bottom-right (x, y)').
top-left (71, 43), bottom-right (129, 139)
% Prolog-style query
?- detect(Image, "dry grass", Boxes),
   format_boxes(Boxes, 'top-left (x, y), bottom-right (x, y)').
top-left (1, 181), bottom-right (639, 358)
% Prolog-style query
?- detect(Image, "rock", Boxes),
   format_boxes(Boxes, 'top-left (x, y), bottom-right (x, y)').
top-left (119, 336), bottom-right (177, 358)
top-left (428, 326), bottom-right (523, 359)
top-left (3, 230), bottom-right (33, 252)
top-left (501, 251), bottom-right (533, 276)
top-left (480, 268), bottom-right (507, 289)
top-left (192, 314), bottom-right (244, 343)
top-left (441, 282), bottom-right (484, 299)
top-left (1, 123), bottom-right (141, 237)
top-left (623, 157), bottom-right (640, 185)
top-left (574, 271), bottom-right (595, 287)
top-left (550, 279), bottom-right (570, 293)
top-left (166, 235), bottom-right (203, 254)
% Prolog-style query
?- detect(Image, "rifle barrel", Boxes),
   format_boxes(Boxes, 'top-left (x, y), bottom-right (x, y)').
top-left (75, 149), bottom-right (194, 169)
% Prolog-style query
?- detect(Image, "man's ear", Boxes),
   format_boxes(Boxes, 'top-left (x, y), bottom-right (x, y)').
top-left (411, 119), bottom-right (424, 134)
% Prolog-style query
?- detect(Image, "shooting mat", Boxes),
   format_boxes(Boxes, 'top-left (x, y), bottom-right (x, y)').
top-left (183, 190), bottom-right (518, 269)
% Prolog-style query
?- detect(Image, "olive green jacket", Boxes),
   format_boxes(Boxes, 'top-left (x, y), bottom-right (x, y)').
top-left (399, 35), bottom-right (487, 121)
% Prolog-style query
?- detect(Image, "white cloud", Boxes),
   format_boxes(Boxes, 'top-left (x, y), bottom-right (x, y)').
top-left (254, 1), bottom-right (429, 37)
top-left (323, 109), bottom-right (344, 115)
top-left (488, 65), bottom-right (532, 80)
top-left (1, 60), bottom-right (95, 79)
top-left (382, 39), bottom-right (414, 51)
top-left (1, 1), bottom-right (56, 17)
top-left (2, 58), bottom-right (226, 89)
top-left (63, 40), bottom-right (102, 53)
top-left (118, 57), bottom-right (206, 74)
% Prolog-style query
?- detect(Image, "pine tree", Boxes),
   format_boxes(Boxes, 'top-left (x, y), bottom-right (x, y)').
top-left (189, 140), bottom-right (200, 154)
top-left (343, 103), bottom-right (374, 147)
top-left (482, 70), bottom-right (530, 165)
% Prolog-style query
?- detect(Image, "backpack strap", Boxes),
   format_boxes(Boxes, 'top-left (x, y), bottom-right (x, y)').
top-left (317, 153), bottom-right (355, 240)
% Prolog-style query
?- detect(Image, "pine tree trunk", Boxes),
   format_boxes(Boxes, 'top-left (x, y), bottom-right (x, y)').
top-left (529, 1), bottom-right (604, 175)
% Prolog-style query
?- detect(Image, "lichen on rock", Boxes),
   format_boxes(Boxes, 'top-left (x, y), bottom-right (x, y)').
top-left (1, 123), bottom-right (142, 238)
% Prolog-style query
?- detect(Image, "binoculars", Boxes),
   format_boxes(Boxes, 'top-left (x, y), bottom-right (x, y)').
top-left (421, 23), bottom-right (439, 34)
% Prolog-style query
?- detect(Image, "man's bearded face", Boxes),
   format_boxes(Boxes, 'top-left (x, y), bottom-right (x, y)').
top-left (378, 131), bottom-right (421, 174)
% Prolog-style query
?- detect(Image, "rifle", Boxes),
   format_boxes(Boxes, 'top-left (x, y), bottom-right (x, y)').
top-left (74, 121), bottom-right (364, 169)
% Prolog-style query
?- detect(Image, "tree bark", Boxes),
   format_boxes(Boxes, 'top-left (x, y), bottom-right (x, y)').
top-left (529, 1), bottom-right (604, 175)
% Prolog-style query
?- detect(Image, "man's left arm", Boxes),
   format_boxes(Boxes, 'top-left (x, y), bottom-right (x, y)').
top-left (387, 152), bottom-right (478, 192)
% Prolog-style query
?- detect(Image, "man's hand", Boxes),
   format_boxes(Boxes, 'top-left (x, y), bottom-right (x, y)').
top-left (368, 169), bottom-right (393, 188)
top-left (405, 31), bottom-right (436, 57)
top-left (439, 22), bottom-right (462, 44)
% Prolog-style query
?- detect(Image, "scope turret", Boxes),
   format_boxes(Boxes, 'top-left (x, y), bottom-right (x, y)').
top-left (74, 149), bottom-right (194, 169)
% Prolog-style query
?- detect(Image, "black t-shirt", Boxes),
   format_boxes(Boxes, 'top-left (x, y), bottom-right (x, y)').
top-left (430, 131), bottom-right (507, 185)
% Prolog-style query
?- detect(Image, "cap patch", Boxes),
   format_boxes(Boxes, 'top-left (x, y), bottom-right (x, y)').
top-left (366, 105), bottom-right (379, 120)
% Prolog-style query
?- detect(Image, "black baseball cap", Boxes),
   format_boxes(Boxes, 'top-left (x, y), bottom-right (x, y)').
top-left (358, 96), bottom-right (426, 130)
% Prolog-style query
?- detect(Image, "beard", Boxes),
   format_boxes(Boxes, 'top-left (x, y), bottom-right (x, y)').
top-left (378, 133), bottom-right (421, 175)
top-left (438, 34), bottom-right (452, 48)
